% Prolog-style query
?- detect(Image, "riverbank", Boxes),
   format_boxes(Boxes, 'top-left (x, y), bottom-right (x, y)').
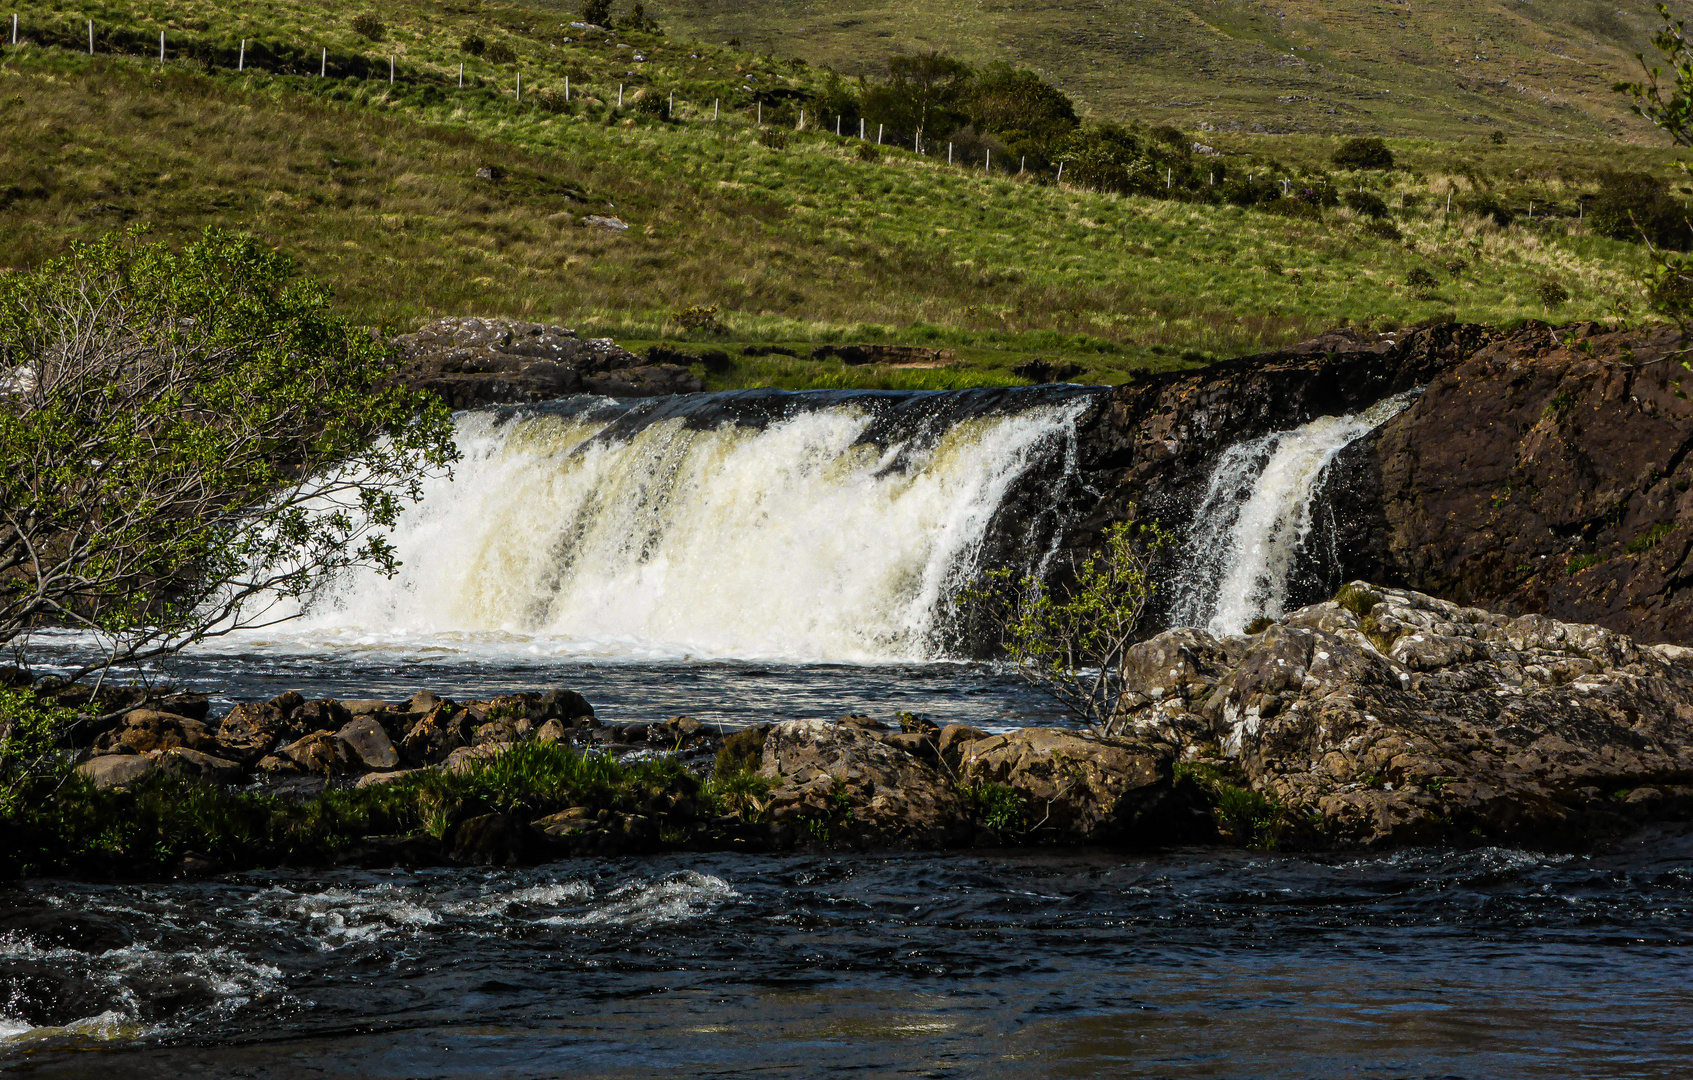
top-left (9, 583), bottom-right (1688, 880)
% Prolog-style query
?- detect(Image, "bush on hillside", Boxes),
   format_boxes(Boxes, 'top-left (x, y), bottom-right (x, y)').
top-left (460, 33), bottom-right (486, 56)
top-left (351, 13), bottom-right (384, 41)
top-left (484, 40), bottom-right (517, 65)
top-left (1343, 190), bottom-right (1390, 219)
top-left (1333, 137), bottom-right (1394, 170)
top-left (581, 0), bottom-right (612, 26)
top-left (1589, 171), bottom-right (1692, 250)
top-left (760, 128), bottom-right (790, 150)
top-left (857, 142), bottom-right (881, 162)
top-left (1537, 279), bottom-right (1570, 307)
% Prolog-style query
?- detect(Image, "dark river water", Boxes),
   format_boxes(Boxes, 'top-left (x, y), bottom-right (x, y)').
top-left (4, 832), bottom-right (1691, 1078)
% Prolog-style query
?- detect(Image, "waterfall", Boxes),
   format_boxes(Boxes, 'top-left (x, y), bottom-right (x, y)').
top-left (268, 388), bottom-right (1095, 663)
top-left (1167, 393), bottom-right (1414, 636)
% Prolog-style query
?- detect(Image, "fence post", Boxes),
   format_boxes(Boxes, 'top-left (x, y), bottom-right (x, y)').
top-left (669, 90), bottom-right (673, 116)
top-left (713, 98), bottom-right (718, 120)
top-left (11, 13), bottom-right (16, 47)
top-left (985, 148), bottom-right (990, 172)
top-left (390, 55), bottom-right (394, 84)
top-left (836, 115), bottom-right (840, 136)
top-left (459, 62), bottom-right (464, 88)
top-left (158, 29), bottom-right (164, 63)
top-left (86, 19), bottom-right (91, 55)
top-left (876, 123), bottom-right (882, 145)
top-left (619, 83), bottom-right (624, 107)
top-left (947, 142), bottom-right (951, 164)
top-left (238, 39), bottom-right (245, 70)
top-left (516, 71), bottom-right (521, 101)
top-left (1166, 167), bottom-right (1171, 189)
top-left (1020, 156), bottom-right (1025, 175)
top-left (798, 108), bottom-right (804, 130)
top-left (756, 100), bottom-right (760, 125)
top-left (1056, 162), bottom-right (1063, 185)
top-left (320, 48), bottom-right (325, 77)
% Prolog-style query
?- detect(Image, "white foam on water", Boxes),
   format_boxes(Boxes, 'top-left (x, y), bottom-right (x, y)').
top-left (1168, 393), bottom-right (1414, 635)
top-left (439, 880), bottom-right (595, 917)
top-left (215, 396), bottom-right (1087, 665)
top-left (546, 871), bottom-right (739, 928)
top-left (252, 885), bottom-right (441, 949)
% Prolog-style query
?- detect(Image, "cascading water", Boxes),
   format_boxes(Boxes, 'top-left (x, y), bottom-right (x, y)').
top-left (1167, 392), bottom-right (1414, 635)
top-left (263, 388), bottom-right (1096, 664)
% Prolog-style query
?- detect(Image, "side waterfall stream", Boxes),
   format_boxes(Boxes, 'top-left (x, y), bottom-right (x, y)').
top-left (8, 386), bottom-right (1689, 1077)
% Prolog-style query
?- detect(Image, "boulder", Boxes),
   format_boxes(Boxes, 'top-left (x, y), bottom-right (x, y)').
top-left (1115, 584), bottom-right (1693, 846)
top-left (954, 729), bottom-right (1171, 841)
top-left (392, 316), bottom-right (678, 407)
top-left (760, 719), bottom-right (968, 847)
top-left (157, 747), bottom-right (244, 786)
top-left (95, 710), bottom-right (215, 755)
top-left (342, 699), bottom-right (391, 716)
top-left (937, 724), bottom-right (989, 764)
top-left (76, 752), bottom-right (163, 791)
top-left (217, 701), bottom-right (303, 761)
top-left (278, 731), bottom-right (361, 776)
top-left (401, 704), bottom-right (469, 765)
top-left (531, 807), bottom-right (657, 856)
top-left (450, 813), bottom-right (529, 865)
top-left (336, 716), bottom-right (400, 770)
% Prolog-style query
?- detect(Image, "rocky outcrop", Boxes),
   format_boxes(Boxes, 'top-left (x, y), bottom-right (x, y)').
top-left (1115, 583), bottom-right (1693, 846)
top-left (1369, 321), bottom-right (1693, 643)
top-left (954, 728), bottom-right (1171, 840)
top-left (392, 316), bottom-right (701, 407)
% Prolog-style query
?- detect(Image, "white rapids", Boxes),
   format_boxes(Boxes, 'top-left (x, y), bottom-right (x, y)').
top-left (1166, 392), bottom-right (1414, 636)
top-left (238, 393), bottom-right (1090, 664)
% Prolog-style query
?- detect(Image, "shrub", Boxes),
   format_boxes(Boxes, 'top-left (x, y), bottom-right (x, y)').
top-left (460, 33), bottom-right (486, 56)
top-left (760, 128), bottom-right (790, 150)
top-left (622, 2), bottom-right (661, 32)
top-left (676, 304), bottom-right (723, 333)
top-left (1333, 137), bottom-right (1394, 170)
top-left (1364, 219), bottom-right (1403, 241)
top-left (1462, 192), bottom-right (1514, 228)
top-left (581, 0), bottom-right (612, 26)
top-left (713, 727), bottom-right (767, 779)
top-left (856, 142), bottom-right (881, 162)
top-left (1444, 257), bottom-right (1469, 276)
top-left (1537, 279), bottom-right (1570, 307)
top-left (962, 781), bottom-right (1026, 832)
top-left (634, 92), bottom-right (669, 117)
top-left (1149, 124), bottom-right (1188, 150)
top-left (1491, 129), bottom-right (1508, 145)
top-left (1343, 190), bottom-right (1390, 219)
top-left (484, 40), bottom-right (517, 65)
top-left (351, 13), bottom-right (385, 41)
top-left (1589, 171), bottom-right (1692, 249)
top-left (1334, 583), bottom-right (1383, 618)
top-left (1405, 266), bottom-right (1440, 293)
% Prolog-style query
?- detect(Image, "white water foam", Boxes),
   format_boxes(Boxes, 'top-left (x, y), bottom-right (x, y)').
top-left (230, 396), bottom-right (1087, 664)
top-left (547, 871), bottom-right (739, 928)
top-left (1168, 393), bottom-right (1413, 635)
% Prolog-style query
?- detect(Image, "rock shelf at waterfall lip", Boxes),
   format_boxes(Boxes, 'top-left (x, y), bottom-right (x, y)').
top-left (12, 583), bottom-right (1693, 883)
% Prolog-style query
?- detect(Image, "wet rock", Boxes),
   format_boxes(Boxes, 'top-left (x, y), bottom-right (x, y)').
top-left (937, 724), bottom-right (989, 765)
top-left (76, 751), bottom-right (163, 791)
top-left (580, 363), bottom-right (702, 398)
top-left (355, 768), bottom-right (425, 788)
top-left (451, 813), bottom-right (528, 866)
top-left (217, 701), bottom-right (305, 763)
top-left (955, 729), bottom-right (1171, 841)
top-left (531, 808), bottom-right (658, 856)
top-left (278, 731), bottom-right (361, 776)
top-left (393, 316), bottom-right (682, 406)
top-left (95, 710), bottom-right (215, 755)
top-left (342, 699), bottom-right (391, 716)
top-left (761, 719), bottom-right (969, 847)
top-left (408, 690), bottom-right (445, 714)
top-left (534, 719), bottom-right (569, 745)
top-left (444, 744), bottom-right (502, 773)
top-left (0, 962), bottom-right (125, 1026)
top-left (337, 715), bottom-right (400, 770)
top-left (882, 731), bottom-right (939, 763)
top-left (541, 688), bottom-right (597, 724)
top-left (294, 698), bottom-right (351, 732)
top-left (810, 343), bottom-right (956, 367)
top-left (1116, 584), bottom-right (1693, 846)
top-left (269, 690), bottom-right (306, 714)
top-left (156, 693), bottom-right (210, 722)
top-left (402, 704), bottom-right (469, 765)
top-left (158, 747), bottom-right (244, 786)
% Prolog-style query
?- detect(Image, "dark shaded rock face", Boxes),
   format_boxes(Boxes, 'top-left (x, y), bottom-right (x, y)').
top-left (393, 316), bottom-right (702, 406)
top-left (1371, 323), bottom-right (1693, 644)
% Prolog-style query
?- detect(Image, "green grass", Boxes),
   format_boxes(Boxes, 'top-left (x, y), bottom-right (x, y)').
top-left (0, 0), bottom-right (1676, 388)
top-left (2, 741), bottom-right (700, 877)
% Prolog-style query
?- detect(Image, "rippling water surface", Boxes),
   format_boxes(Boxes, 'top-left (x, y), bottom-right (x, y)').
top-left (4, 832), bottom-right (1690, 1078)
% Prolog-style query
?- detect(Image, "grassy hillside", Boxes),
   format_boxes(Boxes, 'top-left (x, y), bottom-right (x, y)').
top-left (0, 0), bottom-right (1677, 389)
top-left (656, 0), bottom-right (1671, 141)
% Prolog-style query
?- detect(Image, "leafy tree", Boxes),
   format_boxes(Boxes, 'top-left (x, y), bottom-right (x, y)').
top-left (1588, 171), bottom-right (1691, 249)
top-left (0, 227), bottom-right (458, 682)
top-left (965, 514), bottom-right (1171, 734)
top-left (581, 0), bottom-right (612, 27)
top-left (1332, 137), bottom-right (1394, 170)
top-left (1056, 123), bottom-right (1184, 196)
top-left (966, 64), bottom-right (1078, 163)
top-left (861, 50), bottom-right (972, 144)
top-left (1615, 3), bottom-right (1693, 324)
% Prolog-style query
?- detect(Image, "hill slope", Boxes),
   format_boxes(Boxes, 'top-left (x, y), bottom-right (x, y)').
top-left (0, 0), bottom-right (1675, 389)
top-left (656, 0), bottom-right (1669, 140)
